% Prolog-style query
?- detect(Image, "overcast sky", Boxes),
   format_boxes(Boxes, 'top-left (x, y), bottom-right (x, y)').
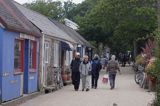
top-left (14, 0), bottom-right (84, 4)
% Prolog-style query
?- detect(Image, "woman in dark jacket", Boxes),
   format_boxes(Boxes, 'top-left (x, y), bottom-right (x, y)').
top-left (91, 55), bottom-right (102, 89)
top-left (70, 52), bottom-right (81, 91)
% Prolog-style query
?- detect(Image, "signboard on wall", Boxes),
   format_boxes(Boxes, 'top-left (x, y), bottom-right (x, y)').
top-left (20, 33), bottom-right (35, 41)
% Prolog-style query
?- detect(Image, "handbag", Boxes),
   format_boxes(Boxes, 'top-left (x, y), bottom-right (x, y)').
top-left (102, 74), bottom-right (108, 84)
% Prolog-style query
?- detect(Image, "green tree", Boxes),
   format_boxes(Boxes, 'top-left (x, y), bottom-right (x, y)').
top-left (67, 0), bottom-right (98, 21)
top-left (76, 0), bottom-right (157, 52)
top-left (63, 0), bottom-right (77, 20)
top-left (25, 0), bottom-right (64, 20)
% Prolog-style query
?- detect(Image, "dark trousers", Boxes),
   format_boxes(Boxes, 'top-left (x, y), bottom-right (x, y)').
top-left (91, 74), bottom-right (99, 88)
top-left (72, 72), bottom-right (80, 90)
top-left (109, 73), bottom-right (116, 88)
top-left (122, 60), bottom-right (126, 67)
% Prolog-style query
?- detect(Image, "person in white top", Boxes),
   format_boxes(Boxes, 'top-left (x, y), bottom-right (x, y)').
top-left (79, 55), bottom-right (92, 91)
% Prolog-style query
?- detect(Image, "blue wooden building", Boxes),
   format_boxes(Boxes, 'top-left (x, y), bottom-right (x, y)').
top-left (0, 0), bottom-right (41, 102)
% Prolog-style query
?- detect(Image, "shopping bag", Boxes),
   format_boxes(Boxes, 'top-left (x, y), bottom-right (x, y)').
top-left (102, 74), bottom-right (108, 84)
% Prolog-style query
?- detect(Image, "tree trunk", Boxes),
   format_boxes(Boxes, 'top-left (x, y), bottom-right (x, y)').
top-left (158, 0), bottom-right (160, 29)
top-left (133, 40), bottom-right (137, 61)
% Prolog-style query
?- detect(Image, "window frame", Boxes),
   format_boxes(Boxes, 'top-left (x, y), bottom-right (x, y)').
top-left (54, 41), bottom-right (59, 67)
top-left (44, 41), bottom-right (49, 64)
top-left (14, 39), bottom-right (24, 75)
top-left (29, 40), bottom-right (37, 73)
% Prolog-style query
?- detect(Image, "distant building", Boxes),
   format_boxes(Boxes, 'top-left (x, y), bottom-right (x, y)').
top-left (64, 18), bottom-right (79, 30)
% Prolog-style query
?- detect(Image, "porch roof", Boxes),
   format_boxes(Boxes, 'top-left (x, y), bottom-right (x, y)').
top-left (50, 19), bottom-right (94, 48)
top-left (13, 2), bottom-right (76, 44)
top-left (0, 0), bottom-right (41, 37)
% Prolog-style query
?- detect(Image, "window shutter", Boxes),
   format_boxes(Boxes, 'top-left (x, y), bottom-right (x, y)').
top-left (32, 41), bottom-right (37, 69)
top-left (20, 40), bottom-right (24, 72)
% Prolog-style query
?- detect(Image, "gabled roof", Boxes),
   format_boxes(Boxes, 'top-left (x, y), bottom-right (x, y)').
top-left (50, 19), bottom-right (84, 45)
top-left (50, 19), bottom-right (94, 48)
top-left (0, 0), bottom-right (41, 37)
top-left (13, 1), bottom-right (76, 43)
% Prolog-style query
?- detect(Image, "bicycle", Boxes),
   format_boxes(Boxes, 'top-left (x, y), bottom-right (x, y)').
top-left (53, 67), bottom-right (63, 90)
top-left (134, 64), bottom-right (148, 89)
top-left (134, 65), bottom-right (145, 85)
top-left (44, 66), bottom-right (56, 93)
top-left (46, 66), bottom-right (54, 86)
top-left (45, 66), bottom-right (63, 92)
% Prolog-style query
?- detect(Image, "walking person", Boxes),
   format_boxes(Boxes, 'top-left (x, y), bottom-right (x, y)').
top-left (122, 53), bottom-right (126, 67)
top-left (107, 55), bottom-right (121, 90)
top-left (70, 52), bottom-right (81, 91)
top-left (91, 54), bottom-right (102, 89)
top-left (79, 55), bottom-right (92, 91)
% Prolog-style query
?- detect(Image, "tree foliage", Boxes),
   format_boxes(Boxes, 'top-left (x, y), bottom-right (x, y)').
top-left (75, 0), bottom-right (157, 52)
top-left (63, 0), bottom-right (76, 20)
top-left (25, 0), bottom-right (64, 20)
top-left (24, 0), bottom-right (157, 52)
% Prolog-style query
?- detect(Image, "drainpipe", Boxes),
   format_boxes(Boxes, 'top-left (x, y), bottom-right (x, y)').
top-left (41, 32), bottom-right (45, 88)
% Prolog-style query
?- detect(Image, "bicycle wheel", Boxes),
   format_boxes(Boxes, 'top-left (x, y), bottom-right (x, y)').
top-left (135, 72), bottom-right (140, 84)
top-left (53, 72), bottom-right (58, 90)
top-left (138, 73), bottom-right (145, 88)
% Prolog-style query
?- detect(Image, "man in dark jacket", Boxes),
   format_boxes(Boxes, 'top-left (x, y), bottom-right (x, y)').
top-left (91, 54), bottom-right (102, 89)
top-left (107, 55), bottom-right (121, 90)
top-left (70, 52), bottom-right (81, 91)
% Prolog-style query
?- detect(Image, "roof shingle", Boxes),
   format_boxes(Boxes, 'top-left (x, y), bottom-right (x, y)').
top-left (0, 0), bottom-right (41, 37)
top-left (14, 1), bottom-right (76, 43)
top-left (50, 19), bottom-right (94, 48)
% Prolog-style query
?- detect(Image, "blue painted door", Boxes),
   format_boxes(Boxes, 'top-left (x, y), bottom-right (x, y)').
top-left (0, 28), bottom-right (3, 101)
top-left (24, 40), bottom-right (38, 94)
top-left (23, 40), bottom-right (29, 94)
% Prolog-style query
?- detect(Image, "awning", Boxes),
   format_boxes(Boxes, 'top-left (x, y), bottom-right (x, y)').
top-left (61, 41), bottom-right (72, 51)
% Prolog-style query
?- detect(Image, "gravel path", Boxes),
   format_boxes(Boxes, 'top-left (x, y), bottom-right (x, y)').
top-left (19, 66), bottom-right (155, 106)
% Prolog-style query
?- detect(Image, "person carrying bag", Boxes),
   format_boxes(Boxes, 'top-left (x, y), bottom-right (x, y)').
top-left (106, 55), bottom-right (121, 90)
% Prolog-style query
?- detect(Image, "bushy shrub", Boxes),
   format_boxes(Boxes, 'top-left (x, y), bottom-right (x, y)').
top-left (135, 54), bottom-right (145, 65)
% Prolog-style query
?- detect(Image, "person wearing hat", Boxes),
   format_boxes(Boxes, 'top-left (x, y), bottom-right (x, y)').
top-left (91, 54), bottom-right (102, 89)
top-left (107, 55), bottom-right (121, 90)
top-left (70, 52), bottom-right (81, 91)
top-left (79, 55), bottom-right (92, 91)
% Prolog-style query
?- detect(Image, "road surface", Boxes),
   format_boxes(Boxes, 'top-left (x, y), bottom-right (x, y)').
top-left (19, 66), bottom-right (154, 106)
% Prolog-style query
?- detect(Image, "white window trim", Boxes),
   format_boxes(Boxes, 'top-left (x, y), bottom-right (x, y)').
top-left (44, 42), bottom-right (49, 64)
top-left (65, 51), bottom-right (69, 66)
top-left (54, 41), bottom-right (59, 67)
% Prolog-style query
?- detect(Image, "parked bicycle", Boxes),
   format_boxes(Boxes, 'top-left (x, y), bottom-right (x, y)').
top-left (45, 66), bottom-right (63, 92)
top-left (46, 66), bottom-right (55, 88)
top-left (53, 67), bottom-right (63, 90)
top-left (134, 65), bottom-right (144, 84)
top-left (134, 64), bottom-right (148, 88)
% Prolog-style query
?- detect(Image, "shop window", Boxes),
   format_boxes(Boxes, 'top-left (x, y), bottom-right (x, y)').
top-left (29, 40), bottom-right (37, 72)
top-left (14, 39), bottom-right (24, 73)
top-left (44, 42), bottom-right (49, 63)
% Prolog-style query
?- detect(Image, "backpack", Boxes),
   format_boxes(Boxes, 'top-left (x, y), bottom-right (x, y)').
top-left (92, 60), bottom-right (102, 73)
top-left (107, 60), bottom-right (118, 73)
